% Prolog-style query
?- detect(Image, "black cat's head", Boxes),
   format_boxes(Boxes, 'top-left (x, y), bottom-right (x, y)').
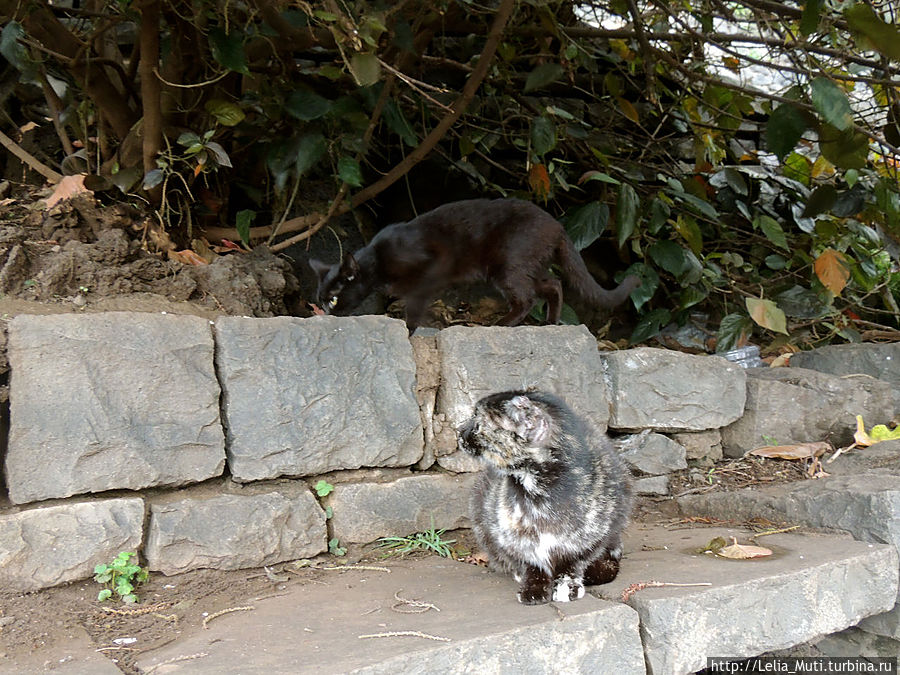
top-left (458, 391), bottom-right (555, 470)
top-left (309, 253), bottom-right (371, 315)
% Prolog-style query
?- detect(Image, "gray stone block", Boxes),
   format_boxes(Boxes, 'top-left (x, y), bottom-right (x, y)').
top-left (677, 474), bottom-right (900, 552)
top-left (721, 367), bottom-right (895, 457)
top-left (0, 498), bottom-right (144, 591)
top-left (326, 473), bottom-right (477, 544)
top-left (790, 343), bottom-right (900, 386)
top-left (634, 475), bottom-right (669, 496)
top-left (603, 347), bottom-right (746, 432)
top-left (434, 325), bottom-right (609, 467)
top-left (216, 316), bottom-right (423, 482)
top-left (603, 525), bottom-right (899, 675)
top-left (145, 484), bottom-right (327, 575)
top-left (617, 431), bottom-right (687, 475)
top-left (6, 313), bottom-right (225, 504)
top-left (671, 429), bottom-right (723, 462)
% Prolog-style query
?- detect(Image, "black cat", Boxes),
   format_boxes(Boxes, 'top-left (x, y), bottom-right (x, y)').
top-left (309, 198), bottom-right (640, 331)
top-left (458, 390), bottom-right (632, 605)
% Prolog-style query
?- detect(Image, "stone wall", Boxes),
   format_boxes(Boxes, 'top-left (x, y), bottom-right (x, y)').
top-left (1, 312), bottom-right (898, 593)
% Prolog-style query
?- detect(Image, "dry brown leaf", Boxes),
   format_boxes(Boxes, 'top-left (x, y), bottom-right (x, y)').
top-left (169, 249), bottom-right (209, 266)
top-left (749, 442), bottom-right (830, 460)
top-left (44, 174), bottom-right (90, 209)
top-left (716, 537), bottom-right (773, 560)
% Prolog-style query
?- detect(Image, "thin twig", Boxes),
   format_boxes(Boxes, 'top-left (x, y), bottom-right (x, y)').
top-left (358, 630), bottom-right (451, 642)
top-left (202, 605), bottom-right (255, 629)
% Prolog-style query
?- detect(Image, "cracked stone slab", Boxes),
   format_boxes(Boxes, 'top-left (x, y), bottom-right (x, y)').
top-left (0, 498), bottom-right (144, 591)
top-left (325, 472), bottom-right (478, 544)
top-left (6, 312), bottom-right (225, 503)
top-left (602, 347), bottom-right (746, 432)
top-left (434, 324), bottom-right (609, 470)
top-left (216, 316), bottom-right (423, 481)
top-left (600, 524), bottom-right (899, 675)
top-left (144, 483), bottom-right (327, 575)
top-left (136, 556), bottom-right (644, 675)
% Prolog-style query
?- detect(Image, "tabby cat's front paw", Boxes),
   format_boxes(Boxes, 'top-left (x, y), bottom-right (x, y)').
top-left (551, 575), bottom-right (585, 602)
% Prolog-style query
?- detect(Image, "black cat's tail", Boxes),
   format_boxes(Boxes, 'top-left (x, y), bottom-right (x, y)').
top-left (555, 236), bottom-right (641, 309)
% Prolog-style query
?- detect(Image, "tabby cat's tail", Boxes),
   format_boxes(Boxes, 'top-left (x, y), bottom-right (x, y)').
top-left (556, 236), bottom-right (641, 309)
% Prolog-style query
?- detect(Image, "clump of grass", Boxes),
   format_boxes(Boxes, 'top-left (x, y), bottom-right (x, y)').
top-left (375, 522), bottom-right (456, 558)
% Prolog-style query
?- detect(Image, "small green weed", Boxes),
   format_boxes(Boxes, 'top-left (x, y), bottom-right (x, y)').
top-left (93, 551), bottom-right (149, 603)
top-left (375, 523), bottom-right (456, 558)
top-left (314, 480), bottom-right (334, 497)
top-left (328, 537), bottom-right (347, 556)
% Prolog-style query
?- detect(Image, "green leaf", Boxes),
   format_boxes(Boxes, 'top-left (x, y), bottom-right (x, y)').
top-left (564, 202), bottom-right (609, 250)
top-left (845, 4), bottom-right (900, 61)
top-left (531, 116), bottom-right (557, 156)
top-left (0, 22), bottom-right (38, 80)
top-left (629, 308), bottom-right (671, 345)
top-left (383, 100), bottom-right (417, 147)
top-left (337, 156), bottom-right (363, 187)
top-left (802, 185), bottom-right (837, 217)
top-left (746, 297), bottom-right (789, 335)
top-left (98, 589), bottom-right (113, 602)
top-left (285, 90), bottom-right (332, 121)
top-left (766, 104), bottom-right (808, 160)
top-left (205, 100), bottom-right (246, 127)
top-left (143, 169), bottom-right (164, 190)
top-left (774, 285), bottom-right (832, 319)
top-left (648, 240), bottom-right (689, 276)
top-left (754, 215), bottom-right (789, 251)
top-left (235, 210), bottom-right (255, 246)
top-left (325, 505), bottom-right (334, 519)
top-left (294, 134), bottom-right (327, 175)
top-left (810, 77), bottom-right (853, 132)
top-left (621, 263), bottom-right (658, 311)
top-left (616, 183), bottom-right (640, 247)
top-left (673, 214), bottom-right (703, 256)
top-left (800, 0), bottom-right (823, 36)
top-left (524, 63), bottom-right (565, 93)
top-left (314, 479), bottom-right (334, 497)
top-left (818, 123), bottom-right (868, 170)
top-left (723, 168), bottom-right (748, 196)
top-left (205, 141), bottom-right (232, 168)
top-left (715, 313), bottom-right (754, 353)
top-left (579, 171), bottom-right (620, 186)
top-left (208, 28), bottom-right (249, 75)
top-left (348, 52), bottom-right (381, 86)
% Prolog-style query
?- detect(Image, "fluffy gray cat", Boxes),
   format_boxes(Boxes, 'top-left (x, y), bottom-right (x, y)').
top-left (458, 390), bottom-right (632, 605)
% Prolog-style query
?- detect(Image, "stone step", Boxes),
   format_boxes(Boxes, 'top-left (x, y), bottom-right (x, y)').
top-left (133, 524), bottom-right (898, 675)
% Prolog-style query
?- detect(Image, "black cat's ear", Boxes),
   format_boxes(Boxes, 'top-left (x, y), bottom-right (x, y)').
top-left (505, 395), bottom-right (550, 445)
top-left (339, 253), bottom-right (360, 280)
top-left (309, 258), bottom-right (332, 281)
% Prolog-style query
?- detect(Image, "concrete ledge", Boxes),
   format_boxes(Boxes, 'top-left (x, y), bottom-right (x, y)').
top-left (136, 557), bottom-right (645, 675)
top-left (602, 525), bottom-right (899, 675)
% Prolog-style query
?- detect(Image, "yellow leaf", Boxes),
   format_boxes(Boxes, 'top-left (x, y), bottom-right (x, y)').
top-left (814, 248), bottom-right (850, 295)
top-left (616, 96), bottom-right (640, 123)
top-left (854, 415), bottom-right (900, 446)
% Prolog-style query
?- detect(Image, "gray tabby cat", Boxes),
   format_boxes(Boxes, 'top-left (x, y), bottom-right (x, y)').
top-left (458, 390), bottom-right (632, 604)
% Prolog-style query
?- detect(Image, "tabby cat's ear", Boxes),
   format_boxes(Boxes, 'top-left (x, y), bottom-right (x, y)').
top-left (340, 252), bottom-right (360, 280)
top-left (309, 258), bottom-right (332, 281)
top-left (506, 395), bottom-right (550, 445)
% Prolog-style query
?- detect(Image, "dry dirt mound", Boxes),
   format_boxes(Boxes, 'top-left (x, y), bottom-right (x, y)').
top-left (0, 185), bottom-right (302, 318)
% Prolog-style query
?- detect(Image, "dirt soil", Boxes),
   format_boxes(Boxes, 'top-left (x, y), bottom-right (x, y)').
top-left (0, 181), bottom-right (818, 673)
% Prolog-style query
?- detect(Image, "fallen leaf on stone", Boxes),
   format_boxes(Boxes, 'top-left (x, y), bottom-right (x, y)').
top-left (716, 537), bottom-right (772, 560)
top-left (44, 174), bottom-right (90, 209)
top-left (749, 442), bottom-right (830, 460)
top-left (854, 415), bottom-right (900, 447)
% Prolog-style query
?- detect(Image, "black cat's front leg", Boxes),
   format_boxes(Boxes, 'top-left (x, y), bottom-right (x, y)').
top-left (516, 565), bottom-right (552, 605)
